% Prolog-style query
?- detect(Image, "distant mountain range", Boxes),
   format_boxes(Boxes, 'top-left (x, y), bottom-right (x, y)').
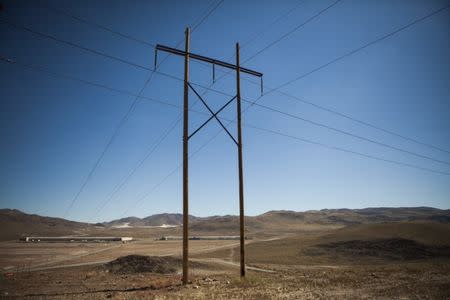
top-left (105, 213), bottom-right (198, 227)
top-left (104, 207), bottom-right (450, 227)
top-left (1, 207), bottom-right (449, 241)
top-left (0, 209), bottom-right (91, 241)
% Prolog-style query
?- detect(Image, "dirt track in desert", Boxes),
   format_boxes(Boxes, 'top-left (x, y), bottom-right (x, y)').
top-left (1, 221), bottom-right (450, 299)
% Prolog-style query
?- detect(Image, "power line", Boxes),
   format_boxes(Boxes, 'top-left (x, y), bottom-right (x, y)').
top-left (64, 62), bottom-right (164, 217)
top-left (65, 1), bottom-right (223, 218)
top-left (186, 80), bottom-right (450, 166)
top-left (48, 0), bottom-right (224, 219)
top-left (62, 87), bottom-right (139, 216)
top-left (88, 117), bottom-right (181, 222)
top-left (244, 101), bottom-right (450, 166)
top-left (87, 83), bottom-right (226, 219)
top-left (172, 78), bottom-right (450, 169)
top-left (179, 0), bottom-right (343, 157)
top-left (3, 55), bottom-right (448, 222)
top-left (176, 0), bottom-right (336, 141)
top-left (0, 18), bottom-right (153, 72)
top-left (270, 2), bottom-right (450, 92)
top-left (192, 0), bottom-right (307, 98)
top-left (4, 5), bottom-right (450, 213)
top-left (0, 16), bottom-right (225, 85)
top-left (4, 46), bottom-right (447, 169)
top-left (191, 0), bottom-right (225, 32)
top-left (110, 0), bottom-right (348, 227)
top-left (116, 124), bottom-right (235, 220)
top-left (38, 0), bottom-right (225, 75)
top-left (0, 56), bottom-right (179, 108)
top-left (0, 55), bottom-right (203, 227)
top-left (116, 94), bottom-right (450, 220)
top-left (7, 45), bottom-right (449, 171)
top-left (0, 56), bottom-right (225, 121)
top-left (6, 2), bottom-right (449, 161)
top-left (40, 0), bottom-right (235, 90)
top-left (88, 1), bottom-right (313, 218)
top-left (62, 0), bottom-right (272, 221)
top-left (87, 12), bottom-right (226, 220)
top-left (207, 2), bottom-right (450, 154)
top-left (275, 89), bottom-right (450, 155)
top-left (90, 58), bottom-right (226, 221)
top-left (38, 0), bottom-right (225, 85)
top-left (115, 111), bottom-right (450, 221)
top-left (0, 55), bottom-right (243, 221)
top-left (0, 1), bottom-right (224, 217)
top-left (244, 124), bottom-right (450, 176)
top-left (39, 2), bottom-right (155, 48)
top-left (90, 82), bottom-right (236, 219)
top-left (34, 1), bottom-right (446, 217)
top-left (116, 97), bottom-right (450, 219)
top-left (61, 65), bottom-right (151, 218)
top-left (39, 0), bottom-right (224, 47)
top-left (0, 18), bottom-right (227, 90)
top-left (1, 54), bottom-right (186, 219)
top-left (241, 0), bottom-right (306, 50)
top-left (243, 0), bottom-right (342, 63)
top-left (201, 0), bottom-right (337, 94)
top-left (117, 159), bottom-right (181, 220)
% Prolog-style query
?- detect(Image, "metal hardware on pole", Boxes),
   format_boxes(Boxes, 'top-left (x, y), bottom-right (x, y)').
top-left (155, 31), bottom-right (262, 284)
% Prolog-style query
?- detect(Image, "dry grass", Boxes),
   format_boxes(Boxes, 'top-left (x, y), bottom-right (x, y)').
top-left (2, 262), bottom-right (449, 299)
top-left (1, 221), bottom-right (449, 299)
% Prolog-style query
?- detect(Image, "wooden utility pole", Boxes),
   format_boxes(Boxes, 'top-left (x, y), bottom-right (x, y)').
top-left (155, 28), bottom-right (263, 285)
top-left (182, 27), bottom-right (190, 285)
top-left (236, 42), bottom-right (245, 277)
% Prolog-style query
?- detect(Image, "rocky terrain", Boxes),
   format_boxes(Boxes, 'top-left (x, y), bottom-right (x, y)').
top-left (0, 207), bottom-right (449, 299)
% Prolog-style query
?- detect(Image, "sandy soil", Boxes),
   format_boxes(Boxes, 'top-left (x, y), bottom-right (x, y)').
top-left (0, 239), bottom-right (241, 272)
top-left (1, 260), bottom-right (449, 299)
top-left (1, 222), bottom-right (449, 299)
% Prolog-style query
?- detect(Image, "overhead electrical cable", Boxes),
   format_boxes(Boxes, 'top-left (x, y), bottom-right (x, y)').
top-left (200, 1), bottom-right (450, 154)
top-left (243, 0), bottom-right (342, 63)
top-left (114, 112), bottom-right (450, 221)
top-left (88, 0), bottom-right (348, 218)
top-left (3, 2), bottom-right (449, 218)
top-left (39, 3), bottom-right (155, 47)
top-left (82, 1), bottom-right (307, 219)
top-left (241, 0), bottom-right (307, 49)
top-left (244, 124), bottom-right (450, 176)
top-left (8, 2), bottom-right (450, 160)
top-left (3, 52), bottom-right (449, 169)
top-left (3, 56), bottom-right (449, 223)
top-left (63, 0), bottom-right (224, 217)
top-left (269, 2), bottom-right (450, 92)
top-left (203, 0), bottom-right (338, 95)
top-left (0, 0), bottom-right (225, 217)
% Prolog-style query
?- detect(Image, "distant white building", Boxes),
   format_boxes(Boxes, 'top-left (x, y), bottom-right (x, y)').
top-left (21, 236), bottom-right (133, 243)
top-left (159, 236), bottom-right (249, 240)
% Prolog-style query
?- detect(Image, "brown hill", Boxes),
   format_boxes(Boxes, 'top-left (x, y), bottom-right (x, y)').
top-left (240, 221), bottom-right (450, 265)
top-left (106, 214), bottom-right (199, 227)
top-left (123, 207), bottom-right (449, 229)
top-left (317, 221), bottom-right (450, 245)
top-left (308, 238), bottom-right (450, 261)
top-left (0, 209), bottom-right (93, 241)
top-left (1, 207), bottom-right (449, 241)
top-left (187, 207), bottom-right (450, 236)
top-left (256, 207), bottom-right (450, 225)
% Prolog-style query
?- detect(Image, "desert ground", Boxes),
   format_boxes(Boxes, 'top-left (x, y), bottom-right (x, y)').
top-left (1, 208), bottom-right (450, 299)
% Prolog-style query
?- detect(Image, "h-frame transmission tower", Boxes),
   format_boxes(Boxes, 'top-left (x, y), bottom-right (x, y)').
top-left (155, 27), bottom-right (263, 285)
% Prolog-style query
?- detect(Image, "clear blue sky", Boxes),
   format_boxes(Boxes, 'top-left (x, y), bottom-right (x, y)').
top-left (0, 0), bottom-right (449, 222)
